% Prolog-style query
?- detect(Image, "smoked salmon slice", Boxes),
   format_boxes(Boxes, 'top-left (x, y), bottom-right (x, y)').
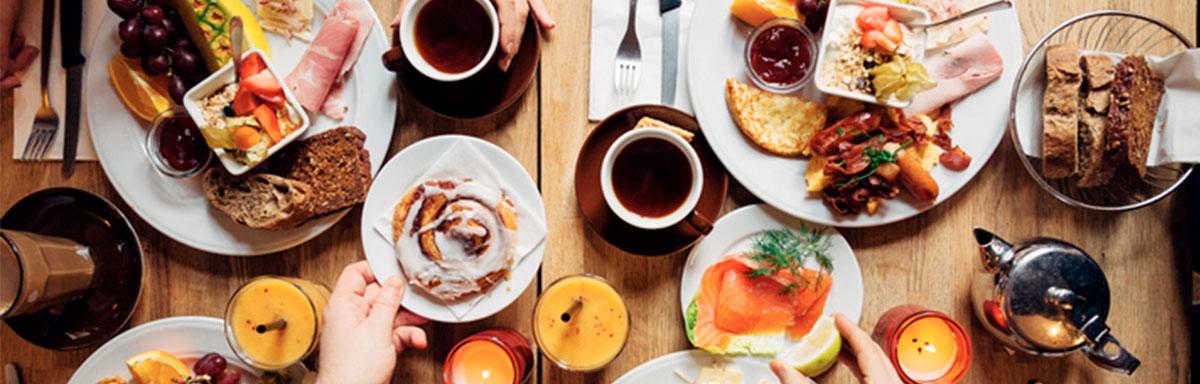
top-left (692, 255), bottom-right (833, 352)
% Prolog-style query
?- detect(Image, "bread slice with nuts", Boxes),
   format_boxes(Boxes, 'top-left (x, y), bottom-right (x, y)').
top-left (203, 169), bottom-right (316, 229)
top-left (1106, 56), bottom-right (1164, 177)
top-left (725, 78), bottom-right (826, 157)
top-left (1041, 43), bottom-right (1082, 179)
top-left (271, 126), bottom-right (373, 217)
top-left (1076, 55), bottom-right (1116, 188)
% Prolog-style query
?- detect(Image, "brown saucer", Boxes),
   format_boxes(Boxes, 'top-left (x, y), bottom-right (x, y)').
top-left (575, 105), bottom-right (730, 256)
top-left (1, 188), bottom-right (144, 350)
top-left (383, 18), bottom-right (541, 119)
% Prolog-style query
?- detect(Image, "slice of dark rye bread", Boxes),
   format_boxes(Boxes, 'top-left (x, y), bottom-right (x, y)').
top-left (203, 170), bottom-right (316, 229)
top-left (1106, 56), bottom-right (1164, 177)
top-left (270, 126), bottom-right (372, 217)
top-left (1076, 55), bottom-right (1116, 188)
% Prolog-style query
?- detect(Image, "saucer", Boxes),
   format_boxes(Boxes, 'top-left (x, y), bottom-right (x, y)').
top-left (1, 188), bottom-right (144, 350)
top-left (384, 18), bottom-right (540, 119)
top-left (575, 105), bottom-right (729, 256)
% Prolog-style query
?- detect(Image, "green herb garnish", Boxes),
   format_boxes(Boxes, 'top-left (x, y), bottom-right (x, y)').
top-left (834, 140), bottom-right (913, 188)
top-left (746, 227), bottom-right (833, 293)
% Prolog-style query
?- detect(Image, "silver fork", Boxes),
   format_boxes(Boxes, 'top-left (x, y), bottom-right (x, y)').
top-left (613, 0), bottom-right (642, 95)
top-left (23, 0), bottom-right (59, 161)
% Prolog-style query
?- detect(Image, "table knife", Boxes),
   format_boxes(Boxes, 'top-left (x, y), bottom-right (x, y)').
top-left (60, 0), bottom-right (86, 177)
top-left (659, 0), bottom-right (681, 106)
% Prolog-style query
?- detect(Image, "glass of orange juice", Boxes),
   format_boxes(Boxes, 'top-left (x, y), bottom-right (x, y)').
top-left (533, 274), bottom-right (630, 372)
top-left (224, 276), bottom-right (330, 370)
top-left (444, 328), bottom-right (534, 384)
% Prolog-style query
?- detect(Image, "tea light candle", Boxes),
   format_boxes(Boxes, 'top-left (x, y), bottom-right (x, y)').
top-left (873, 305), bottom-right (972, 383)
top-left (444, 329), bottom-right (533, 384)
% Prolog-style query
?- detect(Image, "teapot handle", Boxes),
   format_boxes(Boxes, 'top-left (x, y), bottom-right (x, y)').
top-left (1082, 332), bottom-right (1140, 375)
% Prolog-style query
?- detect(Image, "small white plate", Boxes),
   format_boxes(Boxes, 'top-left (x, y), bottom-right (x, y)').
top-left (86, 0), bottom-right (396, 255)
top-left (360, 135), bottom-right (546, 323)
top-left (613, 349), bottom-right (775, 384)
top-left (68, 316), bottom-right (309, 384)
top-left (679, 204), bottom-right (864, 349)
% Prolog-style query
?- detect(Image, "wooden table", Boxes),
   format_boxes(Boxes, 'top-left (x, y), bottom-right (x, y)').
top-left (1, 0), bottom-right (1193, 383)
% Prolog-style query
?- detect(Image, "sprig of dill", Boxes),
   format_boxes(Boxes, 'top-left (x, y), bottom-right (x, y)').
top-left (745, 226), bottom-right (834, 293)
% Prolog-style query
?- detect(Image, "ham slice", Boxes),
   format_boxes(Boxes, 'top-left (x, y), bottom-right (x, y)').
top-left (904, 33), bottom-right (1004, 115)
top-left (285, 0), bottom-right (375, 119)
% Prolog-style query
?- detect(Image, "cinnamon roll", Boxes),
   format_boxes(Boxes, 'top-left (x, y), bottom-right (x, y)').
top-left (392, 178), bottom-right (519, 301)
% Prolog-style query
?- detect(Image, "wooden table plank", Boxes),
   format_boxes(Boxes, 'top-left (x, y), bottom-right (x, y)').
top-left (538, 1), bottom-right (1193, 383)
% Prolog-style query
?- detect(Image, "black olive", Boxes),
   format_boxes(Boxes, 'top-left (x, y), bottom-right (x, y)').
top-left (223, 105), bottom-right (236, 117)
top-left (863, 59), bottom-right (877, 69)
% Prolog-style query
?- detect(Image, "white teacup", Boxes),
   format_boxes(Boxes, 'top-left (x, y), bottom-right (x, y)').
top-left (398, 0), bottom-right (500, 82)
top-left (600, 128), bottom-right (710, 231)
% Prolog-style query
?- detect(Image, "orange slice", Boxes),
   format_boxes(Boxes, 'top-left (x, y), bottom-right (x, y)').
top-left (730, 0), bottom-right (802, 27)
top-left (125, 350), bottom-right (191, 384)
top-left (108, 56), bottom-right (174, 122)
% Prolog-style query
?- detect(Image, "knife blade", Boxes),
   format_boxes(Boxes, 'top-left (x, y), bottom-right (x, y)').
top-left (660, 0), bottom-right (681, 106)
top-left (60, 0), bottom-right (85, 177)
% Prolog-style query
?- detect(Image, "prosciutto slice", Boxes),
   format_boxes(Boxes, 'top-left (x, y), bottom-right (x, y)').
top-left (903, 33), bottom-right (1004, 115)
top-left (285, 0), bottom-right (375, 119)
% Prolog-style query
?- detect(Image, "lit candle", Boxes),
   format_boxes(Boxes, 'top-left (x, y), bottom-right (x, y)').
top-left (444, 329), bottom-right (533, 384)
top-left (873, 305), bottom-right (972, 383)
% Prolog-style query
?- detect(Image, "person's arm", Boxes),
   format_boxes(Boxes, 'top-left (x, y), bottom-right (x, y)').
top-left (1, 0), bottom-right (38, 89)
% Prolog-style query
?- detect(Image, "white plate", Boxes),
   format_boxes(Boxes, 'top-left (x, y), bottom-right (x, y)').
top-left (686, 0), bottom-right (1024, 227)
top-left (613, 349), bottom-right (775, 384)
top-left (85, 0), bottom-right (396, 255)
top-left (360, 135), bottom-right (546, 323)
top-left (68, 316), bottom-right (309, 384)
top-left (679, 204), bottom-right (864, 351)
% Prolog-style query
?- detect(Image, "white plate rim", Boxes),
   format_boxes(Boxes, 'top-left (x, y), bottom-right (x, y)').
top-left (85, 0), bottom-right (396, 256)
top-left (67, 316), bottom-right (309, 384)
top-left (359, 135), bottom-right (547, 324)
top-left (612, 349), bottom-right (775, 384)
top-left (686, 0), bottom-right (1025, 227)
top-left (679, 203), bottom-right (865, 354)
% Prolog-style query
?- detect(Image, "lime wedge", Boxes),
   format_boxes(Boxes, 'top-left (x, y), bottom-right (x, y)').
top-left (777, 316), bottom-right (842, 377)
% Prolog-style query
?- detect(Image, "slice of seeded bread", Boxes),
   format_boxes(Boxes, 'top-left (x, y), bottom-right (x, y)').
top-left (203, 169), bottom-right (316, 229)
top-left (1076, 55), bottom-right (1116, 188)
top-left (1106, 56), bottom-right (1164, 177)
top-left (1041, 43), bottom-right (1081, 179)
top-left (271, 126), bottom-right (372, 217)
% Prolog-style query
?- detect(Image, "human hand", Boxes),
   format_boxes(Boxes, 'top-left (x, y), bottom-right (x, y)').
top-left (390, 0), bottom-right (555, 72)
top-left (0, 0), bottom-right (39, 89)
top-left (316, 261), bottom-right (428, 384)
top-left (769, 313), bottom-right (903, 384)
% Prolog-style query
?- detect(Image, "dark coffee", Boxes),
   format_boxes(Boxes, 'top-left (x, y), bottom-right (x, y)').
top-left (414, 0), bottom-right (493, 74)
top-left (612, 138), bottom-right (693, 218)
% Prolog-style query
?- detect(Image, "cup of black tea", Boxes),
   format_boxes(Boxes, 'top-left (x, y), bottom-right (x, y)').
top-left (399, 0), bottom-right (500, 82)
top-left (600, 128), bottom-right (712, 232)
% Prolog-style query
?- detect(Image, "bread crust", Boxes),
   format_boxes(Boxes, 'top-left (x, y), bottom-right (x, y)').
top-left (1106, 56), bottom-right (1163, 177)
top-left (1041, 43), bottom-right (1081, 179)
top-left (202, 169), bottom-right (316, 229)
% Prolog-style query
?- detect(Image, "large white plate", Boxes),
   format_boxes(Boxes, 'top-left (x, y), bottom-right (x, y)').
top-left (68, 316), bottom-right (308, 384)
top-left (613, 350), bottom-right (775, 384)
top-left (687, 0), bottom-right (1024, 227)
top-left (85, 0), bottom-right (396, 255)
top-left (360, 135), bottom-right (546, 323)
top-left (680, 204), bottom-right (864, 352)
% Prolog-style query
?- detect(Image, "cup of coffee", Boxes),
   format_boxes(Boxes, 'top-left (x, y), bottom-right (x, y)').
top-left (0, 229), bottom-right (95, 318)
top-left (398, 0), bottom-right (500, 82)
top-left (600, 128), bottom-right (713, 232)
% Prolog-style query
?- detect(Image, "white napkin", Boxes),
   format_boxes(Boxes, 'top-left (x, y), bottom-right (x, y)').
top-left (1016, 49), bottom-right (1200, 166)
top-left (11, 0), bottom-right (105, 160)
top-left (588, 0), bottom-right (695, 121)
top-left (373, 140), bottom-right (548, 319)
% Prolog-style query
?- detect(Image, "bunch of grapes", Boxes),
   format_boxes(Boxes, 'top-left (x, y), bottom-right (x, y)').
top-left (108, 0), bottom-right (205, 103)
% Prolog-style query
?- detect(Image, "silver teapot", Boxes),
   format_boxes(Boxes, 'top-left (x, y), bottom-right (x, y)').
top-left (969, 228), bottom-right (1140, 374)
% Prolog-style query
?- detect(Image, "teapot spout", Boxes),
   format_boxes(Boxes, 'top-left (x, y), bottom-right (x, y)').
top-left (974, 228), bottom-right (1014, 273)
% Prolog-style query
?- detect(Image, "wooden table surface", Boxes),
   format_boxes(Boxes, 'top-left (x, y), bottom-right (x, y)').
top-left (1, 0), bottom-right (1193, 383)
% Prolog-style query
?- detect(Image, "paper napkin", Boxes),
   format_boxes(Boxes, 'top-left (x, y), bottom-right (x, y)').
top-left (1017, 49), bottom-right (1200, 166)
top-left (373, 140), bottom-right (547, 319)
top-left (588, 0), bottom-right (695, 121)
top-left (11, 0), bottom-right (105, 160)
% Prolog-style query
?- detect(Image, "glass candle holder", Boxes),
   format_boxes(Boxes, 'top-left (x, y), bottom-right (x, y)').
top-left (872, 304), bottom-right (972, 383)
top-left (444, 328), bottom-right (535, 384)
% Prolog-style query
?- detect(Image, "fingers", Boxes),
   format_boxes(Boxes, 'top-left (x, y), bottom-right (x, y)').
top-left (366, 276), bottom-right (406, 328)
top-left (0, 75), bottom-right (19, 90)
top-left (527, 0), bottom-right (556, 29)
top-left (393, 326), bottom-right (428, 352)
top-left (332, 261), bottom-right (377, 297)
top-left (833, 312), bottom-right (876, 357)
top-left (11, 46), bottom-right (37, 71)
top-left (769, 360), bottom-right (815, 384)
top-left (836, 349), bottom-right (865, 381)
top-left (495, 0), bottom-right (528, 72)
top-left (394, 310), bottom-right (429, 329)
top-left (832, 313), bottom-right (902, 383)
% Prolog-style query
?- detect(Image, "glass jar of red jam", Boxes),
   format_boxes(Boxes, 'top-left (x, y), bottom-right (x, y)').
top-left (744, 18), bottom-right (818, 93)
top-left (145, 107), bottom-right (212, 178)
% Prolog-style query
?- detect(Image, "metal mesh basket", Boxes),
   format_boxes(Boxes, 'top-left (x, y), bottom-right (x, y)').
top-left (1008, 10), bottom-right (1194, 211)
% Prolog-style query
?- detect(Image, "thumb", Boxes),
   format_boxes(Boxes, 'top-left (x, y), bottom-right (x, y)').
top-left (367, 276), bottom-right (406, 328)
top-left (770, 360), bottom-right (815, 384)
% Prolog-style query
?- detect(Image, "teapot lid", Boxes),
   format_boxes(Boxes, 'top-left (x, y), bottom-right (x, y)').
top-left (1003, 238), bottom-right (1110, 351)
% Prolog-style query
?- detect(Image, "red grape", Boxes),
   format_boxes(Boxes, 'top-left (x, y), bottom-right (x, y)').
top-left (172, 38), bottom-right (193, 51)
top-left (216, 368), bottom-right (242, 384)
top-left (147, 0), bottom-right (171, 6)
top-left (119, 41), bottom-right (142, 58)
top-left (171, 48), bottom-right (201, 75)
top-left (107, 0), bottom-right (140, 19)
top-left (142, 25), bottom-right (169, 47)
top-left (141, 6), bottom-right (165, 26)
top-left (796, 0), bottom-right (829, 32)
top-left (161, 17), bottom-right (179, 37)
top-left (192, 353), bottom-right (228, 379)
top-left (145, 52), bottom-right (170, 75)
top-left (167, 75), bottom-right (188, 103)
top-left (118, 18), bottom-right (141, 43)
